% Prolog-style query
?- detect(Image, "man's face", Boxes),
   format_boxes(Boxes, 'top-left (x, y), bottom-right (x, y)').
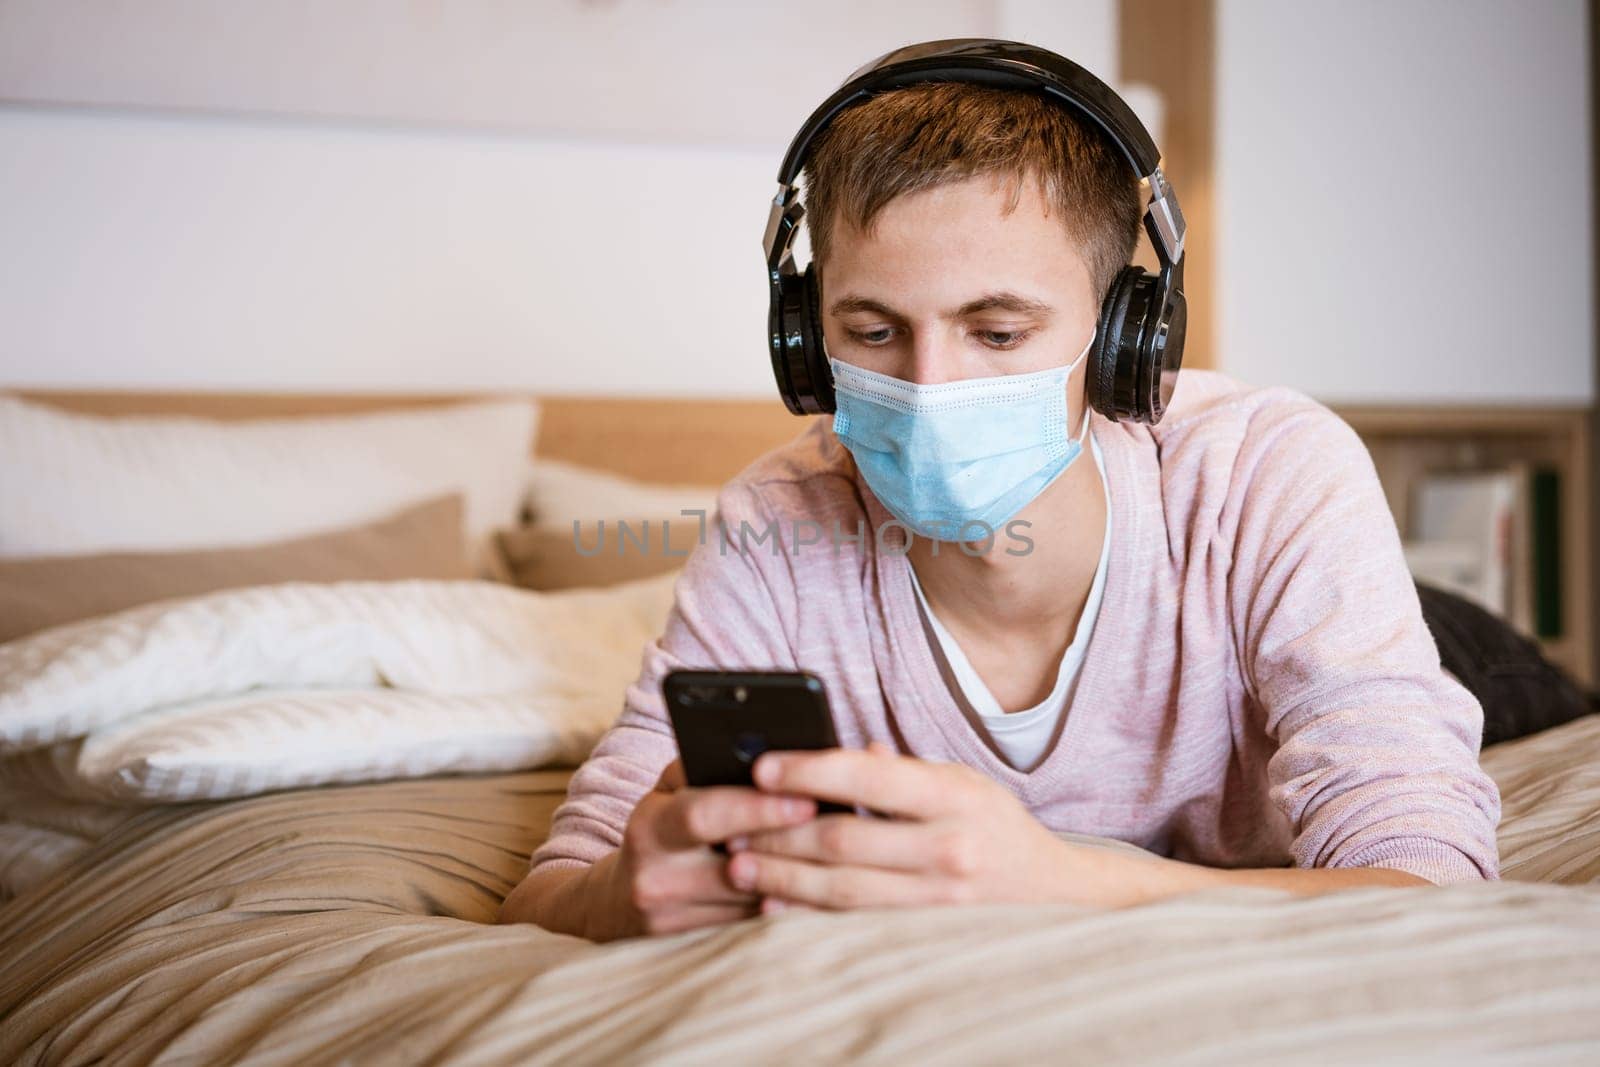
top-left (818, 174), bottom-right (1099, 385)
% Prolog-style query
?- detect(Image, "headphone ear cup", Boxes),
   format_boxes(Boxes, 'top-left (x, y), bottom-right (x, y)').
top-left (771, 269), bottom-right (809, 414)
top-left (1089, 267), bottom-right (1142, 421)
top-left (769, 264), bottom-right (833, 415)
top-left (801, 265), bottom-right (836, 413)
top-left (1144, 283), bottom-right (1186, 424)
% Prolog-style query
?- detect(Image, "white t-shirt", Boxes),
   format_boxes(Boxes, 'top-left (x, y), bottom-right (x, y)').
top-left (908, 432), bottom-right (1112, 772)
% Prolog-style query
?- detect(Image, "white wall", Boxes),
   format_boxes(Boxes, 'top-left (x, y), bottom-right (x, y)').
top-left (1216, 0), bottom-right (1593, 406)
top-left (7, 3), bottom-right (1588, 405)
top-left (0, 0), bottom-right (1112, 149)
top-left (0, 1), bottom-right (1120, 396)
top-left (0, 109), bottom-right (777, 394)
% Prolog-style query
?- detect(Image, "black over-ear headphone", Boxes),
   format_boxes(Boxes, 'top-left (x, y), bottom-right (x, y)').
top-left (763, 38), bottom-right (1187, 424)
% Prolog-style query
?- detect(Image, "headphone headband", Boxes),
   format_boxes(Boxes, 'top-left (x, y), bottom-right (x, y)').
top-left (777, 39), bottom-right (1160, 186)
top-left (765, 38), bottom-right (1186, 275)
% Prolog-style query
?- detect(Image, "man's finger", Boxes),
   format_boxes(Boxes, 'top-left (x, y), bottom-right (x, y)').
top-left (752, 748), bottom-right (961, 819)
top-left (653, 786), bottom-right (816, 851)
top-left (635, 848), bottom-right (762, 907)
top-left (737, 813), bottom-right (937, 872)
top-left (727, 852), bottom-right (948, 910)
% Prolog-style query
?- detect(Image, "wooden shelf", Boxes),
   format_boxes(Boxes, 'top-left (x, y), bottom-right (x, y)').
top-left (1332, 405), bottom-right (1593, 687)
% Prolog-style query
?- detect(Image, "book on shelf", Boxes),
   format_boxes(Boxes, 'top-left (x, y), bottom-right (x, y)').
top-left (1531, 468), bottom-right (1562, 640)
top-left (1403, 464), bottom-right (1560, 638)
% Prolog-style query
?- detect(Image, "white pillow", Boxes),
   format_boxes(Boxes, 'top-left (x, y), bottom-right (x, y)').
top-left (0, 572), bottom-right (680, 800)
top-left (63, 688), bottom-right (605, 802)
top-left (0, 396), bottom-right (538, 575)
top-left (524, 457), bottom-right (721, 530)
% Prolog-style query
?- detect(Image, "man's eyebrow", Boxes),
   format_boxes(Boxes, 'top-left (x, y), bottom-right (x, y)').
top-left (828, 295), bottom-right (903, 318)
top-left (827, 292), bottom-right (1054, 319)
top-left (952, 292), bottom-right (1054, 318)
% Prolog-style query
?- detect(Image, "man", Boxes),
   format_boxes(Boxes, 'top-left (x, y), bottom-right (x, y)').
top-left (499, 44), bottom-right (1500, 941)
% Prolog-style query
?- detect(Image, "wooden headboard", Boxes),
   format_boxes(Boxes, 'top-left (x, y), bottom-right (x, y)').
top-left (12, 390), bottom-right (811, 486)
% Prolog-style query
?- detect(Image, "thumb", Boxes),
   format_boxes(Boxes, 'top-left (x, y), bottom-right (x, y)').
top-left (655, 757), bottom-right (687, 792)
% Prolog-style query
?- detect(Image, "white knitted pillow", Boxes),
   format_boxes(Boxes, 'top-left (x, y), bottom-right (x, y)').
top-left (0, 573), bottom-right (679, 802)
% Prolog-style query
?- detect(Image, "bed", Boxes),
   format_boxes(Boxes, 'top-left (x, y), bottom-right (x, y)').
top-left (1, 390), bottom-right (1598, 1064)
top-left (0, 719), bottom-right (1596, 1063)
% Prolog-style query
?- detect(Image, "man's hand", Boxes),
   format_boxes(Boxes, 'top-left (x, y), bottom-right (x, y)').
top-left (607, 758), bottom-right (820, 936)
top-left (727, 743), bottom-right (1440, 914)
top-left (726, 742), bottom-right (1154, 913)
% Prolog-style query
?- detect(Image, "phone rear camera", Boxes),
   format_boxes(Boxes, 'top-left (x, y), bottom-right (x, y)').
top-left (733, 731), bottom-right (767, 764)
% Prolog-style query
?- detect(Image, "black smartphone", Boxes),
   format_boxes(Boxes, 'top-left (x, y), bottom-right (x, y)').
top-left (662, 669), bottom-right (852, 818)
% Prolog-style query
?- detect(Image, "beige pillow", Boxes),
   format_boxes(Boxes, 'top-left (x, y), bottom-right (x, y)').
top-left (495, 523), bottom-right (689, 591)
top-left (523, 457), bottom-right (721, 529)
top-left (507, 458), bottom-right (719, 590)
top-left (0, 494), bottom-right (470, 643)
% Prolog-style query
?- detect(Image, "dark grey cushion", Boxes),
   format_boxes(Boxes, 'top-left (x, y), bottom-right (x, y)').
top-left (1416, 581), bottom-right (1597, 748)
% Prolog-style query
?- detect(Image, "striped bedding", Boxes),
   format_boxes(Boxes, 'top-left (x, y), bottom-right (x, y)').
top-left (0, 715), bottom-right (1597, 1063)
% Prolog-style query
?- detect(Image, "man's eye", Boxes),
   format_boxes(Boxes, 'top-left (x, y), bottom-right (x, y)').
top-left (976, 329), bottom-right (1033, 350)
top-left (849, 328), bottom-right (897, 346)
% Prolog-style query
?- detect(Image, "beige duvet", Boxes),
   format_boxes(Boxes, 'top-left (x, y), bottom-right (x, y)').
top-left (2, 716), bottom-right (1599, 1065)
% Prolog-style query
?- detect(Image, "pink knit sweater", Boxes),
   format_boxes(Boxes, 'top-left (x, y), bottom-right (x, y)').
top-left (530, 371), bottom-right (1502, 885)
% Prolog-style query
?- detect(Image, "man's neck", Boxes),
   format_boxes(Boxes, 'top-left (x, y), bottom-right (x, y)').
top-left (906, 437), bottom-right (1106, 652)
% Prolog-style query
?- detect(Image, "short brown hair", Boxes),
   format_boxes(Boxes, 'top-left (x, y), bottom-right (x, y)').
top-left (801, 82), bottom-right (1143, 300)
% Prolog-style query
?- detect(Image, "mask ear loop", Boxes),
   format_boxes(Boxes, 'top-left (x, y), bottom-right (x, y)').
top-left (1064, 331), bottom-right (1095, 448)
top-left (1072, 396), bottom-right (1092, 445)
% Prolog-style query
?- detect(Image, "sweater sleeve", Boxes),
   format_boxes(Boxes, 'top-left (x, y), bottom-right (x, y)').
top-left (527, 481), bottom-right (800, 872)
top-left (1228, 401), bottom-right (1501, 885)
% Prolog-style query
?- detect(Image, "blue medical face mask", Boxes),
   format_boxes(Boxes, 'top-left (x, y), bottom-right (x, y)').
top-left (829, 337), bottom-right (1093, 543)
